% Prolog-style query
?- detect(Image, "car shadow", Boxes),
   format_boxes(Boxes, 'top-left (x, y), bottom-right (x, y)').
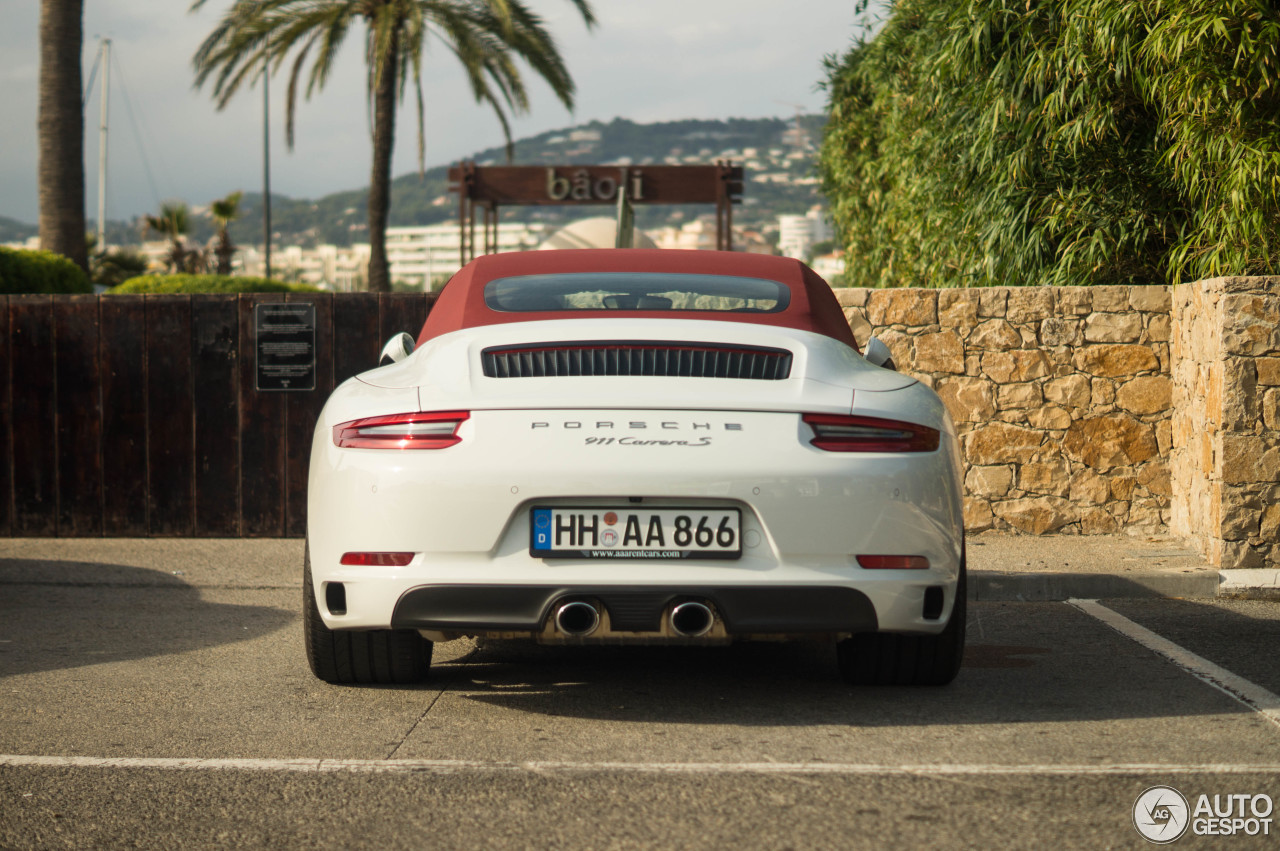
top-left (0, 557), bottom-right (295, 679)
top-left (423, 594), bottom-right (1272, 728)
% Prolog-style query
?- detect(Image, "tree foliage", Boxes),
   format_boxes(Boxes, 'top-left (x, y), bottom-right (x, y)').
top-left (87, 235), bottom-right (149, 289)
top-left (210, 190), bottom-right (244, 275)
top-left (191, 0), bottom-right (595, 291)
top-left (145, 201), bottom-right (206, 273)
top-left (819, 0), bottom-right (1280, 288)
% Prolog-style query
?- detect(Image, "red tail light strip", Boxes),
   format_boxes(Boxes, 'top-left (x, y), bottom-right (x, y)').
top-left (857, 555), bottom-right (931, 570)
top-left (803, 413), bottom-right (940, 453)
top-left (333, 411), bottom-right (470, 449)
top-left (340, 552), bottom-right (415, 566)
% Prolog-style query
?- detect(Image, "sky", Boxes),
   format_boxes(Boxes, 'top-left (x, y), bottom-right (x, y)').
top-left (1, 1), bottom-right (878, 226)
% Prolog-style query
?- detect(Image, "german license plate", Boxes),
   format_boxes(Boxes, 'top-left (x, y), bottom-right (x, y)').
top-left (530, 507), bottom-right (741, 559)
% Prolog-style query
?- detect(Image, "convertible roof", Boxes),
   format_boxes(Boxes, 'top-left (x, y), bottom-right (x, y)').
top-left (416, 249), bottom-right (857, 349)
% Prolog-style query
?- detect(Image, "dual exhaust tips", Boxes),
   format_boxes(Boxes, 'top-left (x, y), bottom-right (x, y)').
top-left (552, 599), bottom-right (716, 638)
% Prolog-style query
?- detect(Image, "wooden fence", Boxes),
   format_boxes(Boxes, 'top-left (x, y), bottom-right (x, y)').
top-left (0, 293), bottom-right (435, 538)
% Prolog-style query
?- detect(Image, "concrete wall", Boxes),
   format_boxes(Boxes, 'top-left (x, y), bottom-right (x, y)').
top-left (1170, 277), bottom-right (1280, 568)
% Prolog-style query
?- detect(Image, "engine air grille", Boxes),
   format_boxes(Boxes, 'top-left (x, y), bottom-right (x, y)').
top-left (481, 342), bottom-right (792, 380)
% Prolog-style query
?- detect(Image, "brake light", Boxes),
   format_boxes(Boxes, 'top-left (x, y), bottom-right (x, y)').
top-left (857, 555), bottom-right (930, 570)
top-left (340, 552), bottom-right (415, 566)
top-left (333, 411), bottom-right (469, 449)
top-left (803, 413), bottom-right (939, 453)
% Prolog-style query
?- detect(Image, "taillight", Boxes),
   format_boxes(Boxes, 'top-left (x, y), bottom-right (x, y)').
top-left (803, 413), bottom-right (939, 453)
top-left (857, 555), bottom-right (930, 570)
top-left (340, 552), bottom-right (414, 566)
top-left (333, 411), bottom-right (469, 449)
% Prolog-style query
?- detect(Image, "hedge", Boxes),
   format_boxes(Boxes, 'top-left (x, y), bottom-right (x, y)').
top-left (0, 247), bottom-right (92, 294)
top-left (109, 275), bottom-right (321, 294)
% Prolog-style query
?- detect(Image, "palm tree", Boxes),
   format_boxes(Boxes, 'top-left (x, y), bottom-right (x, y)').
top-left (210, 190), bottom-right (244, 275)
top-left (38, 0), bottom-right (89, 274)
top-left (191, 0), bottom-right (596, 292)
top-left (145, 202), bottom-right (204, 273)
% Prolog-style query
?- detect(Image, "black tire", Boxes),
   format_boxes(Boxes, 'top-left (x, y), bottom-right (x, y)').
top-left (837, 559), bottom-right (966, 687)
top-left (303, 548), bottom-right (432, 685)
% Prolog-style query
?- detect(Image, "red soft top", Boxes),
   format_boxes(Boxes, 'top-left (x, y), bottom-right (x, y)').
top-left (416, 248), bottom-right (856, 350)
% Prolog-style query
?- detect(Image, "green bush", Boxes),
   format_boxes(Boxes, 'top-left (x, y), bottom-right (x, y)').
top-left (109, 274), bottom-right (321, 294)
top-left (0, 247), bottom-right (91, 294)
top-left (819, 0), bottom-right (1280, 287)
top-left (90, 248), bottom-right (149, 289)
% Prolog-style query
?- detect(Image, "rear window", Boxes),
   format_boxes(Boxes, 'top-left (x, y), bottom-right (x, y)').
top-left (483, 273), bottom-right (791, 313)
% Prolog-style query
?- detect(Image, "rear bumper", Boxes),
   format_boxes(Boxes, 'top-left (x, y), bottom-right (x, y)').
top-left (309, 405), bottom-right (965, 638)
top-left (391, 583), bottom-right (879, 634)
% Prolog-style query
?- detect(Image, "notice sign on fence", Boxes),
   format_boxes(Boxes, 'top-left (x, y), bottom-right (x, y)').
top-left (255, 303), bottom-right (316, 391)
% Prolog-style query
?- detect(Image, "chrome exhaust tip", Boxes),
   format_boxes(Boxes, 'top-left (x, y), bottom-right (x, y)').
top-left (554, 600), bottom-right (601, 637)
top-left (670, 601), bottom-right (714, 637)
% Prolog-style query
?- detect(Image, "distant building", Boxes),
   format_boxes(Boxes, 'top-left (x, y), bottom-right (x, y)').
top-left (650, 217), bottom-right (718, 252)
top-left (385, 222), bottom-right (551, 289)
top-left (777, 207), bottom-right (833, 260)
top-left (537, 217), bottom-right (657, 251)
top-left (811, 250), bottom-right (846, 281)
top-left (240, 243), bottom-right (370, 290)
top-left (649, 217), bottom-right (771, 254)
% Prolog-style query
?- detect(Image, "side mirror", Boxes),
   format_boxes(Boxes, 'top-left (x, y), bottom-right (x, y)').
top-left (379, 332), bottom-right (416, 365)
top-left (863, 336), bottom-right (897, 371)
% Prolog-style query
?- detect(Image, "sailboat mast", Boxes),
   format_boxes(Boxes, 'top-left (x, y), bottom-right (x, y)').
top-left (96, 38), bottom-right (110, 250)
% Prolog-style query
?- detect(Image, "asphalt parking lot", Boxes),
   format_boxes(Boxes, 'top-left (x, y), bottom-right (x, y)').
top-left (2, 537), bottom-right (1280, 849)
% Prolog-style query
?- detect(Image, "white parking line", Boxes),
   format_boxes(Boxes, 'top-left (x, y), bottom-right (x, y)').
top-left (4, 755), bottom-right (1280, 776)
top-left (1069, 598), bottom-right (1280, 731)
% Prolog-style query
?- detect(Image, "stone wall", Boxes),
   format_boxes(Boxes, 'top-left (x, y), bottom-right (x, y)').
top-left (833, 286), bottom-right (1174, 536)
top-left (1170, 277), bottom-right (1280, 568)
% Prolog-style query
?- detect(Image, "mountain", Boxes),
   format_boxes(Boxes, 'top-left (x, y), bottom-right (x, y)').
top-left (0, 216), bottom-right (37, 245)
top-left (220, 115), bottom-right (827, 247)
top-left (5, 115), bottom-right (827, 250)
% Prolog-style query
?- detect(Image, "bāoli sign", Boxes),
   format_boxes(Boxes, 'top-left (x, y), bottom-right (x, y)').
top-left (546, 167), bottom-right (645, 203)
top-left (448, 161), bottom-right (743, 258)
top-left (449, 162), bottom-right (742, 207)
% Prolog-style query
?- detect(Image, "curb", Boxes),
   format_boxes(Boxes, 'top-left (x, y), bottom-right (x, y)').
top-left (1217, 569), bottom-right (1280, 602)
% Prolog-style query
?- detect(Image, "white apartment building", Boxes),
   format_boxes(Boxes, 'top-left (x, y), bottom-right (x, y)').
top-left (649, 216), bottom-right (719, 252)
top-left (239, 243), bottom-right (371, 290)
top-left (385, 222), bottom-right (551, 289)
top-left (777, 206), bottom-right (834, 260)
top-left (811, 251), bottom-right (847, 281)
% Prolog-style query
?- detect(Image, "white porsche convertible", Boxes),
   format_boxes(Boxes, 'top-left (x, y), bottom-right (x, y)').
top-left (305, 249), bottom-right (965, 686)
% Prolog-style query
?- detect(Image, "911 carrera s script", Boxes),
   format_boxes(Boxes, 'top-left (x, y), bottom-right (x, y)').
top-left (531, 421), bottom-right (743, 430)
top-left (584, 437), bottom-right (712, 447)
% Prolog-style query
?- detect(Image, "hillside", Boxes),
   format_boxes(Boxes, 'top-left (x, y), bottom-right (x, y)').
top-left (0, 215), bottom-right (37, 245)
top-left (6, 115), bottom-right (827, 249)
top-left (221, 115), bottom-right (826, 247)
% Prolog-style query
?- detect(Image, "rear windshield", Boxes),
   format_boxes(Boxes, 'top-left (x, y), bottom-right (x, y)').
top-left (483, 273), bottom-right (791, 313)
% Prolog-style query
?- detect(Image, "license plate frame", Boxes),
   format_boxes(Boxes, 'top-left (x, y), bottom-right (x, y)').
top-left (529, 506), bottom-right (742, 560)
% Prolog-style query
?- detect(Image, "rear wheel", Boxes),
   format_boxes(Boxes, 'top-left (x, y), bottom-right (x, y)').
top-left (837, 558), bottom-right (966, 687)
top-left (303, 547), bottom-right (432, 684)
